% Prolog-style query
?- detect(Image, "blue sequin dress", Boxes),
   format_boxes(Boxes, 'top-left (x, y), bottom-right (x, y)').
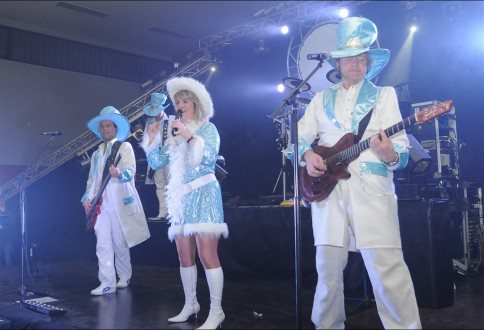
top-left (147, 121), bottom-right (228, 240)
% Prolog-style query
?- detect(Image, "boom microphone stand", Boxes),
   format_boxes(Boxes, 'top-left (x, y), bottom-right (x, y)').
top-left (17, 133), bottom-right (57, 297)
top-left (269, 59), bottom-right (325, 329)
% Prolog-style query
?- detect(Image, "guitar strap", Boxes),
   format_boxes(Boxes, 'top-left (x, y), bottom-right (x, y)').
top-left (101, 140), bottom-right (122, 183)
top-left (162, 119), bottom-right (169, 145)
top-left (355, 109), bottom-right (373, 142)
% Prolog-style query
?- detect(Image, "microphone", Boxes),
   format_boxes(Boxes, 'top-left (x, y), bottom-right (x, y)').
top-left (172, 110), bottom-right (183, 136)
top-left (41, 131), bottom-right (63, 136)
top-left (307, 52), bottom-right (332, 61)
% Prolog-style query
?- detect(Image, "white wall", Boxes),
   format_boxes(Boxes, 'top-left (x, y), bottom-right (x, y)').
top-left (0, 59), bottom-right (144, 165)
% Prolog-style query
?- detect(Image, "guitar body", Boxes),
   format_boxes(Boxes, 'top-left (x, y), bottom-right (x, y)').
top-left (86, 196), bottom-right (103, 231)
top-left (299, 133), bottom-right (359, 202)
top-left (84, 152), bottom-right (122, 231)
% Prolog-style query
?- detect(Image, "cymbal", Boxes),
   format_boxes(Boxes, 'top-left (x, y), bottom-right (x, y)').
top-left (297, 97), bottom-right (311, 105)
top-left (282, 77), bottom-right (311, 92)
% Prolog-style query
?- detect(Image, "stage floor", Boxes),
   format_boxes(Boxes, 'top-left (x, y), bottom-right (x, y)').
top-left (0, 260), bottom-right (483, 329)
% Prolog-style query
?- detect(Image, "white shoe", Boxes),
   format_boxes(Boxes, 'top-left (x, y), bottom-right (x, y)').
top-left (197, 310), bottom-right (225, 329)
top-left (116, 278), bottom-right (130, 288)
top-left (90, 284), bottom-right (116, 295)
top-left (167, 302), bottom-right (200, 322)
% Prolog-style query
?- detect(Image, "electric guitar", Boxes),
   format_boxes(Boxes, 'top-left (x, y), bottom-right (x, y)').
top-left (85, 153), bottom-right (122, 230)
top-left (298, 100), bottom-right (453, 203)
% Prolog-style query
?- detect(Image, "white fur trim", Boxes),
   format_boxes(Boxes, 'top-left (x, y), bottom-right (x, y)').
top-left (165, 136), bottom-right (186, 225)
top-left (168, 223), bottom-right (229, 241)
top-left (139, 129), bottom-right (162, 157)
top-left (187, 136), bottom-right (204, 168)
top-left (166, 77), bottom-right (214, 120)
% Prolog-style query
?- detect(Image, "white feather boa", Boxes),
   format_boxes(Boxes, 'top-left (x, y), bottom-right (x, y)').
top-left (165, 121), bottom-right (204, 226)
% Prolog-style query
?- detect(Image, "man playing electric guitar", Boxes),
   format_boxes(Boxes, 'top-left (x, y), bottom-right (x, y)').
top-left (286, 17), bottom-right (421, 329)
top-left (81, 106), bottom-right (150, 296)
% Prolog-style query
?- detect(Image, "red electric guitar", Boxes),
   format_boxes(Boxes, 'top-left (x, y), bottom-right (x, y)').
top-left (85, 153), bottom-right (122, 231)
top-left (298, 100), bottom-right (453, 203)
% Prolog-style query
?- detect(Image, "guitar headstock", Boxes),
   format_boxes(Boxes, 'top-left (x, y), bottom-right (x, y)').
top-left (415, 100), bottom-right (453, 124)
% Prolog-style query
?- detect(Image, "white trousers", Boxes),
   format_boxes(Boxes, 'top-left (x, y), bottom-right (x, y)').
top-left (312, 242), bottom-right (421, 329)
top-left (154, 166), bottom-right (169, 216)
top-left (94, 209), bottom-right (132, 286)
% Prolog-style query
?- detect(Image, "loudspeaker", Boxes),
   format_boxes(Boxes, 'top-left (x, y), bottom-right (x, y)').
top-left (398, 198), bottom-right (455, 308)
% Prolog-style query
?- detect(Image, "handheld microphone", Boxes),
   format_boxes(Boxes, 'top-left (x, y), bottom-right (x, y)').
top-left (172, 110), bottom-right (183, 136)
top-left (307, 52), bottom-right (332, 61)
top-left (41, 131), bottom-right (63, 136)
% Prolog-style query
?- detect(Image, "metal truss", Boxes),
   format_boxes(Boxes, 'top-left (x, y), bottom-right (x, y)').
top-left (0, 1), bottom-right (365, 200)
top-left (0, 54), bottom-right (214, 200)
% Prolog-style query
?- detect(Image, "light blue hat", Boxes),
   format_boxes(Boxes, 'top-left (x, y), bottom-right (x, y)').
top-left (87, 106), bottom-right (130, 141)
top-left (327, 17), bottom-right (390, 81)
top-left (142, 92), bottom-right (170, 116)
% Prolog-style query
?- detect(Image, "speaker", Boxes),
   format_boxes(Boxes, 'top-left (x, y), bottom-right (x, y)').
top-left (398, 198), bottom-right (455, 308)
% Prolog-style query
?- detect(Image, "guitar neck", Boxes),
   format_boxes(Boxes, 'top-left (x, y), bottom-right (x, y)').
top-left (329, 114), bottom-right (418, 165)
top-left (86, 154), bottom-right (122, 220)
top-left (361, 114), bottom-right (418, 151)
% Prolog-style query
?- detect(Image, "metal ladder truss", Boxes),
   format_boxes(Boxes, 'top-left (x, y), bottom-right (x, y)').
top-left (0, 1), bottom-right (363, 200)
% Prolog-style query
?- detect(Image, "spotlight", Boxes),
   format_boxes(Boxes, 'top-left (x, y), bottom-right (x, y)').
top-left (77, 154), bottom-right (91, 171)
top-left (405, 11), bottom-right (423, 31)
top-left (281, 25), bottom-right (289, 35)
top-left (398, 1), bottom-right (417, 11)
top-left (407, 134), bottom-right (432, 174)
top-left (254, 39), bottom-right (269, 53)
top-left (140, 79), bottom-right (153, 89)
top-left (339, 8), bottom-right (349, 18)
top-left (443, 2), bottom-right (462, 22)
top-left (173, 62), bottom-right (180, 69)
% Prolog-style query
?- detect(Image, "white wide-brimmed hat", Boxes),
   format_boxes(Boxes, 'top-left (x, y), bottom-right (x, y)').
top-left (166, 77), bottom-right (214, 120)
top-left (87, 106), bottom-right (130, 141)
top-left (327, 17), bottom-right (390, 80)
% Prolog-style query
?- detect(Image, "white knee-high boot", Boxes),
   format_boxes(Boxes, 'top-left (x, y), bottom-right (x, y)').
top-left (197, 267), bottom-right (225, 330)
top-left (168, 265), bottom-right (200, 322)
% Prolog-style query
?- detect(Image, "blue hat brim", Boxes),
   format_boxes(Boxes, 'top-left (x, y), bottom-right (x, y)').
top-left (87, 113), bottom-right (130, 141)
top-left (142, 103), bottom-right (169, 116)
top-left (327, 48), bottom-right (390, 80)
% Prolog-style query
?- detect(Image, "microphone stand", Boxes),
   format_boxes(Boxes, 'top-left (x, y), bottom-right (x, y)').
top-left (269, 59), bottom-right (325, 329)
top-left (17, 134), bottom-right (56, 298)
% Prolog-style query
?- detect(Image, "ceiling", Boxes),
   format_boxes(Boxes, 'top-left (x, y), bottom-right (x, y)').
top-left (0, 0), bottom-right (288, 63)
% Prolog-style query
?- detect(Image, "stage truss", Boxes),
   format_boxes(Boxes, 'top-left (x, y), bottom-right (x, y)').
top-left (0, 1), bottom-right (365, 200)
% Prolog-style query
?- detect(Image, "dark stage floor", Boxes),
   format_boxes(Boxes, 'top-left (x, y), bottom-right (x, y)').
top-left (0, 260), bottom-right (483, 329)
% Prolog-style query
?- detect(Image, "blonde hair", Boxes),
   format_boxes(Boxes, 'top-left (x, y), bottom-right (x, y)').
top-left (175, 90), bottom-right (207, 123)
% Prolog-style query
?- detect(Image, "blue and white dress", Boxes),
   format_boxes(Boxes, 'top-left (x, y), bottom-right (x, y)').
top-left (145, 121), bottom-right (227, 241)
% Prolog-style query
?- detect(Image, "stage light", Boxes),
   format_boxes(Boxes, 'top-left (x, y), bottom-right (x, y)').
top-left (398, 1), bottom-right (417, 11)
top-left (77, 153), bottom-right (91, 171)
top-left (210, 66), bottom-right (216, 72)
top-left (254, 39), bottom-right (269, 53)
top-left (339, 8), bottom-right (349, 18)
top-left (140, 79), bottom-right (153, 89)
top-left (173, 62), bottom-right (180, 69)
top-left (277, 84), bottom-right (284, 93)
top-left (407, 134), bottom-right (432, 174)
top-left (281, 25), bottom-right (289, 35)
top-left (443, 2), bottom-right (462, 22)
top-left (406, 11), bottom-right (423, 31)
top-left (410, 25), bottom-right (417, 33)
